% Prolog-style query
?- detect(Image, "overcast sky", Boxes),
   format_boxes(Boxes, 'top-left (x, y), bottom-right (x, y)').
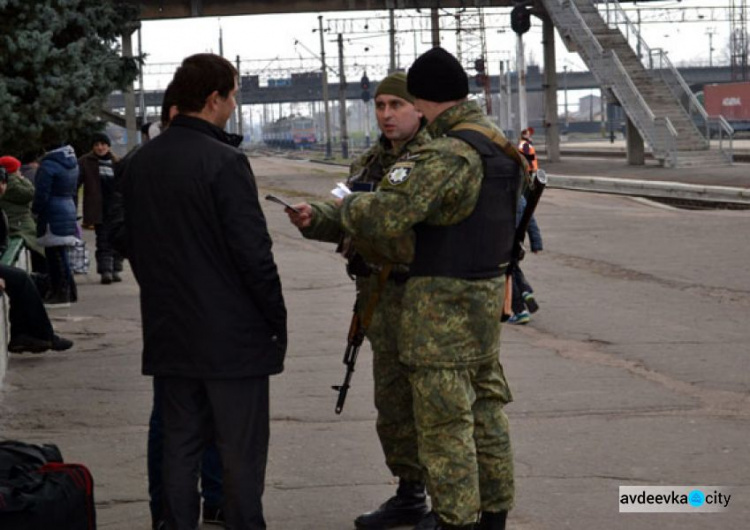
top-left (131, 0), bottom-right (735, 122)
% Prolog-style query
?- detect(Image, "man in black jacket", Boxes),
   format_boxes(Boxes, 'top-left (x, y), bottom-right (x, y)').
top-left (121, 53), bottom-right (287, 530)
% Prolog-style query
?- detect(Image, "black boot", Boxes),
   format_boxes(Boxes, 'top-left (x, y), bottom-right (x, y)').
top-left (477, 511), bottom-right (507, 530)
top-left (414, 512), bottom-right (438, 530)
top-left (419, 512), bottom-right (475, 530)
top-left (354, 480), bottom-right (429, 529)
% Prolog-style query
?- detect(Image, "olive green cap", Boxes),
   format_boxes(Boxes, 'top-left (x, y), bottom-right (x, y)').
top-left (374, 72), bottom-right (415, 103)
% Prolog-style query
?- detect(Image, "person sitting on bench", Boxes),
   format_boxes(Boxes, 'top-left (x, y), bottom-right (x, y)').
top-left (0, 167), bottom-right (73, 354)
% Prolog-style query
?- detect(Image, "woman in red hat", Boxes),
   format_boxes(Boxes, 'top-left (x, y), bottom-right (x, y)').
top-left (0, 155), bottom-right (47, 273)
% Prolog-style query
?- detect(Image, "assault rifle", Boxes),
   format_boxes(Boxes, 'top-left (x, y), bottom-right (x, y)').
top-left (502, 169), bottom-right (548, 321)
top-left (333, 265), bottom-right (392, 414)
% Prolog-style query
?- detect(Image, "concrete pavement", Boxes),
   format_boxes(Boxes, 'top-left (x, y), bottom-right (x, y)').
top-left (1, 155), bottom-right (748, 529)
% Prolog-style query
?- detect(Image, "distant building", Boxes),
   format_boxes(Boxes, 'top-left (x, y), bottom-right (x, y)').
top-left (575, 94), bottom-right (602, 121)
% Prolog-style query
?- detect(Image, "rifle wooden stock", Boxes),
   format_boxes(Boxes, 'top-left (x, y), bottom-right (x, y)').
top-left (333, 265), bottom-right (392, 414)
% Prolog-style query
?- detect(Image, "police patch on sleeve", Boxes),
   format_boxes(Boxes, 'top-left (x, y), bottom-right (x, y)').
top-left (387, 162), bottom-right (414, 186)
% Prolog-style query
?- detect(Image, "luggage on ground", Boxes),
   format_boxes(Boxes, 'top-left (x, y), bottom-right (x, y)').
top-left (0, 440), bottom-right (96, 529)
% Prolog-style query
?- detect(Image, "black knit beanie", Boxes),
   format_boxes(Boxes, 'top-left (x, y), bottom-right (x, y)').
top-left (91, 132), bottom-right (111, 146)
top-left (407, 47), bottom-right (469, 102)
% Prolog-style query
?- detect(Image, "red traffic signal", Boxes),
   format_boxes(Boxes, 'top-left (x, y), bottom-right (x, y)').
top-left (474, 58), bottom-right (486, 74)
top-left (360, 75), bottom-right (370, 90)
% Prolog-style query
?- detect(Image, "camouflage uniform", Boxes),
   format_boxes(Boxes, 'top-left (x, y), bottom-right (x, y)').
top-left (301, 129), bottom-right (430, 484)
top-left (339, 101), bottom-right (517, 526)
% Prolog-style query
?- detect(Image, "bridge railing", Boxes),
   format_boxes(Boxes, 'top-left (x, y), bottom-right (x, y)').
top-left (601, 0), bottom-right (733, 161)
top-left (543, 0), bottom-right (679, 165)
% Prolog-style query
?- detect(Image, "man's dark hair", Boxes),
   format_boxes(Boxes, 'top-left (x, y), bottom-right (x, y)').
top-left (160, 81), bottom-right (178, 127)
top-left (169, 53), bottom-right (237, 114)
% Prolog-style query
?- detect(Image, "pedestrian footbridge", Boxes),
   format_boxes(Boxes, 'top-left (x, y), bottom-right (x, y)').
top-left (543, 0), bottom-right (734, 168)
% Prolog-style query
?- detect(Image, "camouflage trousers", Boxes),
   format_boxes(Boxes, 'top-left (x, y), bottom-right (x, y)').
top-left (409, 358), bottom-right (514, 525)
top-left (365, 279), bottom-right (423, 483)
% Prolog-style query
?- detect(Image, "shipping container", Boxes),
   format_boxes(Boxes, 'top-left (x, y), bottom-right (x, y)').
top-left (703, 81), bottom-right (750, 131)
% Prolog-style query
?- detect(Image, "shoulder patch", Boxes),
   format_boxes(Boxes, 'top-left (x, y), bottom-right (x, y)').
top-left (387, 162), bottom-right (415, 185)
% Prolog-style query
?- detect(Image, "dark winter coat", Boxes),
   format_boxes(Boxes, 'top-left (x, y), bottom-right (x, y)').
top-left (121, 114), bottom-right (287, 379)
top-left (78, 150), bottom-right (119, 225)
top-left (32, 145), bottom-right (79, 244)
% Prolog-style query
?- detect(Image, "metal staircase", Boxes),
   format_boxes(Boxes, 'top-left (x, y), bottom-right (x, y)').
top-left (541, 0), bottom-right (734, 167)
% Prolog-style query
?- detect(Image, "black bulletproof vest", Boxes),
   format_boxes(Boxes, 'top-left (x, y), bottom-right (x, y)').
top-left (410, 129), bottom-right (521, 280)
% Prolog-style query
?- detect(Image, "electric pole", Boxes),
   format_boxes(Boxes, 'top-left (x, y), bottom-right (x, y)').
top-left (318, 15), bottom-right (332, 159)
top-left (431, 9), bottom-right (440, 47)
top-left (389, 9), bottom-right (397, 72)
top-left (706, 27), bottom-right (716, 67)
top-left (338, 34), bottom-right (349, 159)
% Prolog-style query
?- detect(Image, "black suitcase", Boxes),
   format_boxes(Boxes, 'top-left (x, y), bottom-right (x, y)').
top-left (0, 440), bottom-right (96, 530)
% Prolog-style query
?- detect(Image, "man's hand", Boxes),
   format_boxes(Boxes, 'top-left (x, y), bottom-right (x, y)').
top-left (286, 203), bottom-right (313, 229)
top-left (0, 278), bottom-right (5, 291)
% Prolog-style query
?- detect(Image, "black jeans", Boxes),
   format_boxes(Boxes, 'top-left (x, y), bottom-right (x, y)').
top-left (160, 376), bottom-right (270, 530)
top-left (45, 245), bottom-right (76, 300)
top-left (94, 223), bottom-right (123, 274)
top-left (0, 264), bottom-right (54, 341)
top-left (511, 267), bottom-right (533, 315)
top-left (148, 378), bottom-right (223, 523)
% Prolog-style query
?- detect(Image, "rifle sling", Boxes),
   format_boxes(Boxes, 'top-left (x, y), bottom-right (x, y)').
top-left (450, 123), bottom-right (530, 177)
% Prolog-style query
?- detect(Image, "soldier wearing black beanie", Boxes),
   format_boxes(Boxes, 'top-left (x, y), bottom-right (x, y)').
top-left (407, 47), bottom-right (469, 102)
top-left (338, 44), bottom-right (523, 530)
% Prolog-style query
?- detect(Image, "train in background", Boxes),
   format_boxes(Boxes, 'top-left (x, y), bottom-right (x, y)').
top-left (701, 81), bottom-right (750, 132)
top-left (261, 116), bottom-right (317, 148)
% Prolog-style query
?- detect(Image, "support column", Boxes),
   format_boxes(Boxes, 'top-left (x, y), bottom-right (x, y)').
top-left (505, 63), bottom-right (513, 138)
top-left (121, 28), bottom-right (137, 152)
top-left (236, 55), bottom-right (243, 137)
top-left (516, 34), bottom-right (527, 135)
top-left (626, 116), bottom-right (645, 165)
top-left (137, 28), bottom-right (146, 131)
top-left (542, 17), bottom-right (560, 162)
